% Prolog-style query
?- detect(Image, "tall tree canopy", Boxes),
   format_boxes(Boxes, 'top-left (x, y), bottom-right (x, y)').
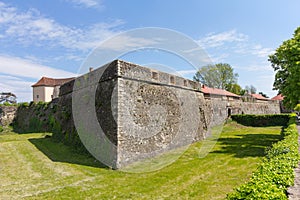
top-left (245, 85), bottom-right (257, 94)
top-left (226, 83), bottom-right (245, 95)
top-left (269, 27), bottom-right (300, 109)
top-left (193, 63), bottom-right (238, 89)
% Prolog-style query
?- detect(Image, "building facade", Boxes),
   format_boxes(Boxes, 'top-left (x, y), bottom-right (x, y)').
top-left (32, 77), bottom-right (74, 103)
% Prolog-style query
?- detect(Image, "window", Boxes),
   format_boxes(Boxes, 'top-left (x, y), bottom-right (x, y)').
top-left (37, 95), bottom-right (39, 99)
top-left (183, 80), bottom-right (187, 86)
top-left (170, 76), bottom-right (175, 84)
top-left (152, 71), bottom-right (158, 80)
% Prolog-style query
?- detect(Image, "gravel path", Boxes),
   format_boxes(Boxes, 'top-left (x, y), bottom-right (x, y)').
top-left (288, 124), bottom-right (300, 200)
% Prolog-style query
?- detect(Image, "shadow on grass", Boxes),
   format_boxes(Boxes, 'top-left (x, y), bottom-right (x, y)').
top-left (212, 133), bottom-right (283, 158)
top-left (29, 137), bottom-right (108, 169)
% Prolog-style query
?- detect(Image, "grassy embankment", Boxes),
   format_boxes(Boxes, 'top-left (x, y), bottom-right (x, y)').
top-left (0, 122), bottom-right (283, 199)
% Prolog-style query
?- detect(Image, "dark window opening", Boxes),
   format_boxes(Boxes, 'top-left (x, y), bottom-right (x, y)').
top-left (170, 76), bottom-right (175, 84)
top-left (183, 80), bottom-right (187, 86)
top-left (227, 108), bottom-right (232, 117)
top-left (152, 71), bottom-right (158, 80)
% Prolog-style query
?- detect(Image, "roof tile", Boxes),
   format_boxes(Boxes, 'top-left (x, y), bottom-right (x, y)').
top-left (201, 85), bottom-right (240, 97)
top-left (32, 77), bottom-right (75, 87)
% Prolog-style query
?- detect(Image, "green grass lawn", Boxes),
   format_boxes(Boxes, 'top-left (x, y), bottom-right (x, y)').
top-left (0, 122), bottom-right (283, 199)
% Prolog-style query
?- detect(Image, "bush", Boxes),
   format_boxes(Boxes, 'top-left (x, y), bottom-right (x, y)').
top-left (28, 117), bottom-right (44, 132)
top-left (0, 126), bottom-right (3, 132)
top-left (294, 104), bottom-right (300, 112)
top-left (231, 114), bottom-right (291, 127)
top-left (18, 102), bottom-right (29, 108)
top-left (227, 115), bottom-right (300, 199)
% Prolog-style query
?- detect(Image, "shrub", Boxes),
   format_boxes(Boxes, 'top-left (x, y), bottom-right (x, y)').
top-left (29, 117), bottom-right (44, 132)
top-left (19, 102), bottom-right (29, 108)
top-left (294, 104), bottom-right (300, 112)
top-left (0, 126), bottom-right (3, 132)
top-left (231, 114), bottom-right (291, 127)
top-left (227, 115), bottom-right (300, 199)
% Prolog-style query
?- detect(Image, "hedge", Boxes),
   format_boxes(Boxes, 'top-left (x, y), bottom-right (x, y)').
top-left (227, 114), bottom-right (300, 199)
top-left (231, 114), bottom-right (291, 127)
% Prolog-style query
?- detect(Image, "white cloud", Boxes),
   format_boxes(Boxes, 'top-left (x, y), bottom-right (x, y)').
top-left (0, 55), bottom-right (77, 102)
top-left (98, 35), bottom-right (160, 51)
top-left (235, 64), bottom-right (273, 72)
top-left (198, 29), bottom-right (248, 48)
top-left (65, 0), bottom-right (102, 9)
top-left (175, 69), bottom-right (197, 76)
top-left (250, 45), bottom-right (275, 57)
top-left (199, 30), bottom-right (275, 60)
top-left (0, 74), bottom-right (34, 102)
top-left (0, 2), bottom-right (122, 51)
top-left (0, 55), bottom-right (77, 79)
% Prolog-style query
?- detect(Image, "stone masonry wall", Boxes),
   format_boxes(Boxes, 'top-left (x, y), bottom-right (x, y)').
top-left (0, 106), bottom-right (17, 126)
top-left (9, 60), bottom-right (281, 169)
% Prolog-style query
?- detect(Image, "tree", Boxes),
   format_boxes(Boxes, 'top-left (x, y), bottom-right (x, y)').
top-left (258, 92), bottom-right (269, 98)
top-left (245, 85), bottom-right (257, 94)
top-left (226, 83), bottom-right (245, 95)
top-left (193, 63), bottom-right (238, 89)
top-left (269, 27), bottom-right (300, 109)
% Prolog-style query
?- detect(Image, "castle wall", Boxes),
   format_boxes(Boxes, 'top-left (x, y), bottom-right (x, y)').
top-left (0, 106), bottom-right (17, 126)
top-left (7, 60), bottom-right (281, 169)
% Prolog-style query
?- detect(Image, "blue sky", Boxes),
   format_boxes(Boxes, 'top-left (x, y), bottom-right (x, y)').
top-left (0, 0), bottom-right (299, 102)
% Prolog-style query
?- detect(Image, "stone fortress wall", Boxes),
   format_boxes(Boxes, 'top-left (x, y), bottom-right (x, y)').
top-left (4, 60), bottom-right (281, 169)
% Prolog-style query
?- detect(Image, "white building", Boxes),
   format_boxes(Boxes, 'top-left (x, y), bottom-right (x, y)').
top-left (32, 77), bottom-right (74, 103)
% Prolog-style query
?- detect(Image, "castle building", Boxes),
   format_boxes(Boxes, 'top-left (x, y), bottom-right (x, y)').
top-left (31, 77), bottom-right (74, 102)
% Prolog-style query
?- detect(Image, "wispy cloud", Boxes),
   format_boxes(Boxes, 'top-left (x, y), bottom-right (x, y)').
top-left (98, 35), bottom-right (160, 51)
top-left (0, 75), bottom-right (33, 101)
top-left (250, 45), bottom-right (274, 57)
top-left (0, 55), bottom-right (77, 79)
top-left (0, 55), bottom-right (77, 102)
top-left (65, 0), bottom-right (103, 9)
top-left (234, 44), bottom-right (274, 58)
top-left (235, 63), bottom-right (273, 72)
top-left (198, 29), bottom-right (248, 48)
top-left (198, 29), bottom-right (275, 64)
top-left (175, 69), bottom-right (197, 76)
top-left (0, 2), bottom-right (122, 51)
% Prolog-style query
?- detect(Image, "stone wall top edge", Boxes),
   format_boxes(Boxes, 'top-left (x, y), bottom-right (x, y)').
top-left (116, 60), bottom-right (202, 91)
top-left (61, 59), bottom-right (202, 94)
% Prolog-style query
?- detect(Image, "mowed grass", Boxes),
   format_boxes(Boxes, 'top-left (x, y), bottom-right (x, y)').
top-left (0, 122), bottom-right (283, 200)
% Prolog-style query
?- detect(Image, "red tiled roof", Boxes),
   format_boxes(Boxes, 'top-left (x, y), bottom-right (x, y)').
top-left (250, 93), bottom-right (269, 100)
top-left (201, 85), bottom-right (240, 97)
top-left (271, 94), bottom-right (284, 101)
top-left (32, 77), bottom-right (75, 87)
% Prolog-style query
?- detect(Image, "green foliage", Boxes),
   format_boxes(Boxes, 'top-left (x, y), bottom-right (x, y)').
top-left (226, 83), bottom-right (245, 95)
top-left (19, 102), bottom-right (29, 108)
top-left (227, 116), bottom-right (300, 200)
top-left (36, 101), bottom-right (48, 111)
top-left (0, 102), bottom-right (17, 106)
top-left (48, 115), bottom-right (62, 139)
top-left (259, 91), bottom-right (269, 98)
top-left (269, 27), bottom-right (300, 109)
top-left (3, 102), bottom-right (11, 106)
top-left (294, 104), bottom-right (300, 112)
top-left (193, 63), bottom-right (238, 89)
top-left (0, 126), bottom-right (3, 132)
top-left (28, 117), bottom-right (44, 132)
top-left (231, 114), bottom-right (291, 127)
